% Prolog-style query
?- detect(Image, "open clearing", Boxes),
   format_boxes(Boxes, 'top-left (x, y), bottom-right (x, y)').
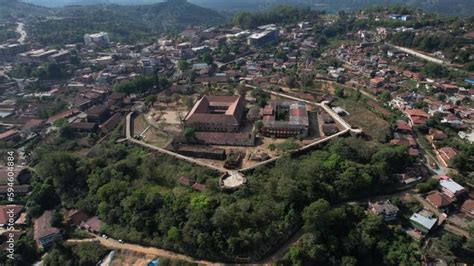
top-left (334, 97), bottom-right (390, 142)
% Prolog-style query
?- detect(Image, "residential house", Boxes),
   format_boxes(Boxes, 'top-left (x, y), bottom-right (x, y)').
top-left (425, 191), bottom-right (453, 209)
top-left (0, 129), bottom-right (21, 142)
top-left (33, 211), bottom-right (62, 249)
top-left (435, 147), bottom-right (457, 168)
top-left (80, 216), bottom-right (103, 233)
top-left (439, 178), bottom-right (465, 199)
top-left (368, 200), bottom-right (399, 221)
top-left (409, 213), bottom-right (437, 234)
top-left (405, 109), bottom-right (429, 126)
top-left (86, 105), bottom-right (110, 124)
top-left (461, 199), bottom-right (474, 219)
top-left (0, 205), bottom-right (24, 227)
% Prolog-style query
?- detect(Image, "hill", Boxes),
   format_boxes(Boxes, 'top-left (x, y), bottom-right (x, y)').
top-left (0, 0), bottom-right (51, 19)
top-left (27, 0), bottom-right (225, 45)
top-left (192, 0), bottom-right (474, 17)
top-left (21, 0), bottom-right (164, 8)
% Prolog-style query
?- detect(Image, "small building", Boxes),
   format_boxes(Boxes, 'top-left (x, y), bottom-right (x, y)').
top-left (439, 178), bottom-right (465, 199)
top-left (435, 147), bottom-right (457, 168)
top-left (405, 109), bottom-right (429, 126)
top-left (33, 210), bottom-right (62, 249)
top-left (0, 129), bottom-right (21, 142)
top-left (461, 199), bottom-right (474, 219)
top-left (177, 176), bottom-right (194, 187)
top-left (80, 216), bottom-right (103, 233)
top-left (425, 191), bottom-right (453, 209)
top-left (70, 122), bottom-right (98, 133)
top-left (66, 209), bottom-right (89, 226)
top-left (370, 77), bottom-right (385, 88)
top-left (192, 183), bottom-right (206, 192)
top-left (395, 121), bottom-right (412, 134)
top-left (409, 213), bottom-right (437, 234)
top-left (368, 200), bottom-right (399, 221)
top-left (0, 205), bottom-right (24, 227)
top-left (86, 105), bottom-right (110, 124)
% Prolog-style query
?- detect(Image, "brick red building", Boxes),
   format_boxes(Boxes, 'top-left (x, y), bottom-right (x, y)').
top-left (184, 96), bottom-right (245, 133)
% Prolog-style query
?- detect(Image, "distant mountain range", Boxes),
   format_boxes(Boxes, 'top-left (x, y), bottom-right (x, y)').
top-left (20, 0), bottom-right (474, 16)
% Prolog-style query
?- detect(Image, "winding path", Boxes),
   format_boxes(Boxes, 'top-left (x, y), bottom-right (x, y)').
top-left (16, 22), bottom-right (27, 44)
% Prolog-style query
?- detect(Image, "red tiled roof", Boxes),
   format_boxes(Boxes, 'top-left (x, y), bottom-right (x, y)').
top-left (80, 216), bottom-right (102, 232)
top-left (0, 205), bottom-right (24, 225)
top-left (396, 121), bottom-right (412, 132)
top-left (406, 109), bottom-right (429, 118)
top-left (0, 129), bottom-right (20, 140)
top-left (192, 183), bottom-right (205, 192)
top-left (34, 211), bottom-right (60, 244)
top-left (22, 119), bottom-right (45, 131)
top-left (426, 191), bottom-right (453, 208)
top-left (461, 199), bottom-right (474, 214)
top-left (185, 96), bottom-right (245, 126)
top-left (178, 176), bottom-right (193, 186)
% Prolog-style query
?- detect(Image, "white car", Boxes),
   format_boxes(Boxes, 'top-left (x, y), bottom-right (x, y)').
top-left (101, 234), bottom-right (109, 239)
top-left (118, 239), bottom-right (124, 243)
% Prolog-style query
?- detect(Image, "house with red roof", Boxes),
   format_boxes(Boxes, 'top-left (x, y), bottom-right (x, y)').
top-left (461, 199), bottom-right (474, 219)
top-left (425, 191), bottom-right (453, 209)
top-left (405, 108), bottom-right (429, 126)
top-left (435, 147), bottom-right (457, 168)
top-left (0, 205), bottom-right (24, 227)
top-left (33, 211), bottom-right (62, 248)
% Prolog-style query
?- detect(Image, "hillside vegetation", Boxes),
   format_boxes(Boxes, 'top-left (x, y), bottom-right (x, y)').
top-left (193, 0), bottom-right (474, 17)
top-left (0, 0), bottom-right (51, 19)
top-left (27, 0), bottom-right (225, 45)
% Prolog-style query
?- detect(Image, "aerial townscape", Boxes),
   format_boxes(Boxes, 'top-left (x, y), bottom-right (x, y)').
top-left (0, 0), bottom-right (473, 265)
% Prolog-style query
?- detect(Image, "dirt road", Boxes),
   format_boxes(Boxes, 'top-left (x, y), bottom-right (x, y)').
top-left (16, 22), bottom-right (27, 44)
top-left (68, 236), bottom-right (220, 265)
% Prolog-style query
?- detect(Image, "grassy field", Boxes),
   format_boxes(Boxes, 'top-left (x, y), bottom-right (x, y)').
top-left (334, 97), bottom-right (391, 142)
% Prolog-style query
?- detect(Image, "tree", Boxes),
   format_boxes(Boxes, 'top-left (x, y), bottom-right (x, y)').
top-left (440, 233), bottom-right (464, 252)
top-left (184, 128), bottom-right (195, 142)
top-left (251, 87), bottom-right (269, 107)
top-left (178, 60), bottom-right (190, 71)
top-left (380, 91), bottom-right (392, 102)
top-left (51, 209), bottom-right (63, 227)
top-left (144, 95), bottom-right (157, 105)
top-left (422, 63), bottom-right (446, 78)
top-left (286, 72), bottom-right (297, 88)
top-left (335, 87), bottom-right (345, 98)
top-left (303, 199), bottom-right (330, 233)
top-left (201, 53), bottom-right (213, 65)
